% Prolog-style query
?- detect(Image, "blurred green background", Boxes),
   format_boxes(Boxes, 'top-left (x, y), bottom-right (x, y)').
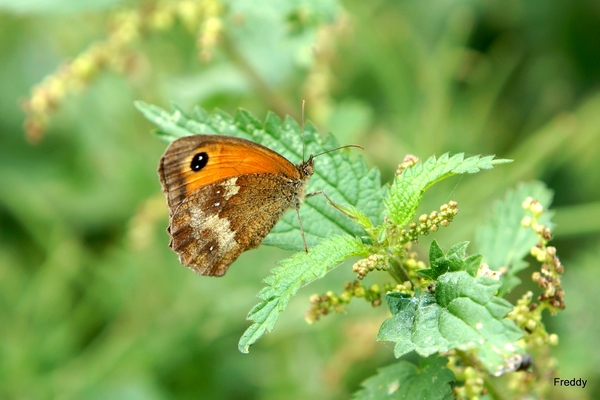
top-left (1, 0), bottom-right (600, 398)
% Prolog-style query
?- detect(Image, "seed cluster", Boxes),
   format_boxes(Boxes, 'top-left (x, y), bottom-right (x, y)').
top-left (401, 201), bottom-right (459, 243)
top-left (477, 263), bottom-right (502, 280)
top-left (352, 254), bottom-right (388, 280)
top-left (453, 365), bottom-right (485, 399)
top-left (395, 154), bottom-right (420, 175)
top-left (510, 292), bottom-right (559, 345)
top-left (399, 246), bottom-right (427, 282)
top-left (305, 281), bottom-right (382, 324)
top-left (384, 281), bottom-right (413, 296)
top-left (521, 197), bottom-right (565, 310)
top-left (506, 290), bottom-right (560, 397)
top-left (23, 0), bottom-right (223, 142)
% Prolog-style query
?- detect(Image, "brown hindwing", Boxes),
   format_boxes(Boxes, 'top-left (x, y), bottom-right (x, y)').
top-left (168, 173), bottom-right (303, 276)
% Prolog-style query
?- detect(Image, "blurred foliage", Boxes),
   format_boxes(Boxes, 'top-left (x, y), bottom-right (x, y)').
top-left (1, 0), bottom-right (600, 399)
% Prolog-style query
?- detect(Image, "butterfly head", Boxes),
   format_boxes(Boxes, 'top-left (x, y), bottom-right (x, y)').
top-left (297, 156), bottom-right (315, 179)
top-left (298, 100), bottom-right (363, 176)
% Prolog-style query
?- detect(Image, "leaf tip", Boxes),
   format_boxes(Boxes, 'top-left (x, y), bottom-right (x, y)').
top-left (492, 158), bottom-right (513, 165)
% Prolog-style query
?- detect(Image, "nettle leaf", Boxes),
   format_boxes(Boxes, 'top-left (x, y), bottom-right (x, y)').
top-left (386, 153), bottom-right (511, 226)
top-left (378, 243), bottom-right (524, 375)
top-left (352, 356), bottom-right (455, 400)
top-left (239, 235), bottom-right (368, 353)
top-left (475, 181), bottom-right (554, 295)
top-left (418, 241), bottom-right (481, 281)
top-left (135, 102), bottom-right (220, 142)
top-left (136, 102), bottom-right (384, 251)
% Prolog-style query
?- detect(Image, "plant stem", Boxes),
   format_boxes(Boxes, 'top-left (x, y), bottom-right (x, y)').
top-left (388, 257), bottom-right (410, 284)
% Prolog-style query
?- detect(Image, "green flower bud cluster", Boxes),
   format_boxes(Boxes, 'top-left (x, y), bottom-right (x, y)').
top-left (509, 292), bottom-right (559, 347)
top-left (401, 201), bottom-right (459, 243)
top-left (305, 281), bottom-right (382, 324)
top-left (24, 0), bottom-right (223, 142)
top-left (453, 365), bottom-right (485, 399)
top-left (352, 254), bottom-right (388, 280)
top-left (506, 291), bottom-right (559, 398)
top-left (399, 246), bottom-right (427, 283)
top-left (505, 354), bottom-right (557, 400)
top-left (521, 197), bottom-right (565, 311)
top-left (477, 263), bottom-right (502, 280)
top-left (384, 281), bottom-right (413, 296)
top-left (395, 154), bottom-right (420, 175)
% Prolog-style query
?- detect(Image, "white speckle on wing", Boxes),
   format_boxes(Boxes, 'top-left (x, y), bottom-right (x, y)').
top-left (189, 208), bottom-right (237, 253)
top-left (222, 177), bottom-right (240, 199)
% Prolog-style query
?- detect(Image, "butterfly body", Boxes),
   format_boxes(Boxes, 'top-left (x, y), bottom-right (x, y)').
top-left (158, 135), bottom-right (314, 276)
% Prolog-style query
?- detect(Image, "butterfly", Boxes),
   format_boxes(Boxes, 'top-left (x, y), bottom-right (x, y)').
top-left (158, 129), bottom-right (361, 277)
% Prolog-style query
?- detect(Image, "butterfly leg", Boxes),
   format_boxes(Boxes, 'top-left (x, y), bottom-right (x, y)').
top-left (295, 206), bottom-right (309, 253)
top-left (305, 190), bottom-right (354, 219)
top-left (297, 191), bottom-right (352, 254)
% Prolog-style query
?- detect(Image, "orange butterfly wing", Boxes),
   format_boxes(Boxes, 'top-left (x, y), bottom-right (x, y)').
top-left (158, 135), bottom-right (301, 214)
top-left (158, 134), bottom-right (311, 276)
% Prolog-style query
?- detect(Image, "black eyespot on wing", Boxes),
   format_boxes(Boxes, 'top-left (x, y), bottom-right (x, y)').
top-left (191, 152), bottom-right (209, 172)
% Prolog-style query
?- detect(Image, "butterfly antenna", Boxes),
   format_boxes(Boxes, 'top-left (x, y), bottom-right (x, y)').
top-left (312, 144), bottom-right (364, 159)
top-left (301, 100), bottom-right (306, 162)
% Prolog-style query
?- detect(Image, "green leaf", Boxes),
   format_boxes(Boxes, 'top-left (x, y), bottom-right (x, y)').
top-left (352, 356), bottom-right (455, 400)
top-left (136, 102), bottom-right (384, 251)
top-left (335, 203), bottom-right (374, 230)
top-left (418, 240), bottom-right (479, 281)
top-left (378, 243), bottom-right (524, 375)
top-left (239, 235), bottom-right (368, 353)
top-left (135, 102), bottom-right (221, 142)
top-left (386, 153), bottom-right (512, 226)
top-left (475, 181), bottom-right (554, 295)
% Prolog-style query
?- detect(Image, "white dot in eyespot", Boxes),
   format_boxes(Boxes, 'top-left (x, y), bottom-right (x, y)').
top-left (214, 202), bottom-right (220, 207)
top-left (216, 190), bottom-right (221, 194)
top-left (209, 246), bottom-right (214, 251)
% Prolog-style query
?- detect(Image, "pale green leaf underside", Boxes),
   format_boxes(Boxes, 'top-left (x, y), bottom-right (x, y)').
top-left (378, 271), bottom-right (523, 375)
top-left (135, 101), bottom-right (383, 250)
top-left (239, 235), bottom-right (368, 353)
top-left (386, 153), bottom-right (512, 226)
top-left (352, 356), bottom-right (454, 400)
top-left (475, 181), bottom-right (554, 295)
